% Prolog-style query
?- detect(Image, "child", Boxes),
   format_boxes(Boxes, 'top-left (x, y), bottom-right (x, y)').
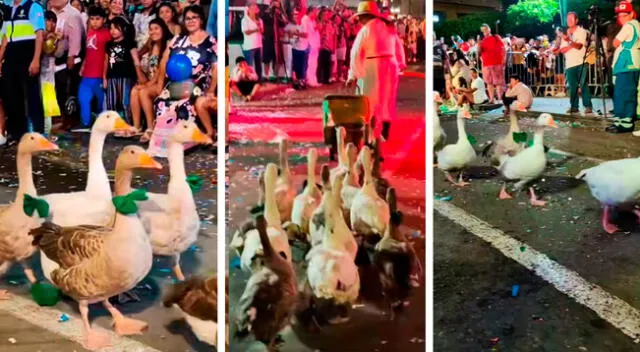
top-left (41, 11), bottom-right (64, 137)
top-left (78, 6), bottom-right (111, 129)
top-left (104, 16), bottom-right (142, 133)
top-left (231, 57), bottom-right (260, 101)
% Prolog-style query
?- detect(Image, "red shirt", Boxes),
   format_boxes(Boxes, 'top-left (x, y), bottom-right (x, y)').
top-left (83, 28), bottom-right (112, 78)
top-left (460, 42), bottom-right (470, 53)
top-left (479, 34), bottom-right (505, 66)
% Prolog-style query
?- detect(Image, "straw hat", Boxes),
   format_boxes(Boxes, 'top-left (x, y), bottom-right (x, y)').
top-left (350, 1), bottom-right (389, 21)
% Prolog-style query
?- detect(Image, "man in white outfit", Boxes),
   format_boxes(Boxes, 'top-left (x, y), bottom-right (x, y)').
top-left (303, 7), bottom-right (321, 87)
top-left (347, 1), bottom-right (404, 139)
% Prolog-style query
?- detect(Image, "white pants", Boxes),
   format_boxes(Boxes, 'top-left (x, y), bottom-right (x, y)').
top-left (279, 43), bottom-right (293, 78)
top-left (307, 46), bottom-right (319, 85)
top-left (357, 57), bottom-right (399, 125)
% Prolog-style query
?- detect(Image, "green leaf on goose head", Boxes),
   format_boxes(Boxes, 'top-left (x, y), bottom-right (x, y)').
top-left (186, 175), bottom-right (203, 194)
top-left (112, 189), bottom-right (148, 215)
top-left (512, 132), bottom-right (528, 143)
top-left (467, 135), bottom-right (477, 145)
top-left (527, 139), bottom-right (534, 148)
top-left (23, 195), bottom-right (50, 218)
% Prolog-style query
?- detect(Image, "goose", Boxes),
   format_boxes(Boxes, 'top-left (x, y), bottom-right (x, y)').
top-left (274, 139), bottom-right (296, 222)
top-left (497, 113), bottom-right (557, 206)
top-left (329, 126), bottom-right (349, 185)
top-left (371, 138), bottom-right (390, 199)
top-left (576, 158), bottom-right (640, 234)
top-left (436, 104), bottom-right (475, 187)
top-left (350, 146), bottom-right (390, 240)
top-left (433, 92), bottom-right (446, 154)
top-left (374, 187), bottom-right (422, 320)
top-left (304, 177), bottom-right (360, 325)
top-left (137, 120), bottom-right (213, 281)
top-left (291, 148), bottom-right (322, 234)
top-left (163, 275), bottom-right (221, 346)
top-left (340, 143), bottom-right (360, 223)
top-left (235, 214), bottom-right (298, 351)
top-left (0, 133), bottom-right (58, 293)
top-left (230, 163), bottom-right (292, 273)
top-left (40, 111), bottom-right (134, 284)
top-left (29, 146), bottom-right (162, 351)
top-left (309, 164), bottom-right (331, 247)
top-left (481, 101), bottom-right (527, 165)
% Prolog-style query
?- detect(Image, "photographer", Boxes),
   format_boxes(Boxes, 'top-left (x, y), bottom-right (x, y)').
top-left (606, 1), bottom-right (640, 134)
top-left (560, 12), bottom-right (593, 116)
top-left (261, 0), bottom-right (287, 82)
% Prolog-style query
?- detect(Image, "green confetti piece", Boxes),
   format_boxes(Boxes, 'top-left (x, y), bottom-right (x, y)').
top-left (520, 246), bottom-right (526, 252)
top-left (23, 195), bottom-right (50, 218)
top-left (467, 135), bottom-right (477, 145)
top-left (512, 132), bottom-right (528, 143)
top-left (112, 189), bottom-right (148, 215)
top-left (186, 175), bottom-right (203, 194)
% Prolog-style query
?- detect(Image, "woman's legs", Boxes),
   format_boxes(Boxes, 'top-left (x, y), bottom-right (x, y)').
top-left (195, 95), bottom-right (215, 137)
top-left (130, 85), bottom-right (143, 131)
top-left (140, 84), bottom-right (161, 130)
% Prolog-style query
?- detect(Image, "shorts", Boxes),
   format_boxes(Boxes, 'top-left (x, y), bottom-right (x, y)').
top-left (482, 65), bottom-right (504, 86)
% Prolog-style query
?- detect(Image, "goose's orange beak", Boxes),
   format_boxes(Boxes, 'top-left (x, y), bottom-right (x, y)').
top-left (192, 128), bottom-right (213, 145)
top-left (462, 110), bottom-right (472, 119)
top-left (38, 136), bottom-right (59, 151)
top-left (548, 119), bottom-right (558, 128)
top-left (139, 153), bottom-right (162, 169)
top-left (114, 116), bottom-right (135, 132)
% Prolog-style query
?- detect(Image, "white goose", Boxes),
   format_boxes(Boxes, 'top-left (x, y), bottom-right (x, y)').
top-left (291, 148), bottom-right (322, 234)
top-left (40, 112), bottom-right (133, 283)
top-left (0, 133), bottom-right (58, 292)
top-left (137, 120), bottom-right (213, 281)
top-left (350, 146), bottom-right (390, 238)
top-left (231, 163), bottom-right (292, 273)
top-left (309, 165), bottom-right (331, 247)
top-left (436, 104), bottom-right (476, 187)
top-left (576, 158), bottom-right (640, 234)
top-left (330, 126), bottom-right (349, 184)
top-left (340, 143), bottom-right (360, 221)
top-left (497, 113), bottom-right (557, 206)
top-left (481, 101), bottom-right (527, 166)
top-left (274, 139), bottom-right (296, 222)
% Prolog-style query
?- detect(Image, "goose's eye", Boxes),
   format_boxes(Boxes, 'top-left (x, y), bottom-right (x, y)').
top-left (30, 136), bottom-right (35, 140)
top-left (183, 125), bottom-right (188, 129)
top-left (130, 150), bottom-right (135, 154)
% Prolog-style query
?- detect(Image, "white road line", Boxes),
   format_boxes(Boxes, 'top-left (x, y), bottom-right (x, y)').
top-left (435, 200), bottom-right (640, 342)
top-left (548, 148), bottom-right (606, 164)
top-left (0, 294), bottom-right (161, 352)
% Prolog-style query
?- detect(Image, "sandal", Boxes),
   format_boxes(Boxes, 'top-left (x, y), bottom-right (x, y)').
top-left (139, 129), bottom-right (153, 144)
top-left (115, 128), bottom-right (142, 138)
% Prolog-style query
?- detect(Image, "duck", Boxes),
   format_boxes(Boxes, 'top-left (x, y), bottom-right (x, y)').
top-left (309, 164), bottom-right (331, 247)
top-left (0, 133), bottom-right (58, 293)
top-left (163, 275), bottom-right (221, 346)
top-left (340, 143), bottom-right (360, 224)
top-left (374, 187), bottom-right (422, 320)
top-left (481, 101), bottom-right (527, 166)
top-left (291, 148), bottom-right (322, 234)
top-left (29, 146), bottom-right (162, 351)
top-left (329, 126), bottom-right (349, 185)
top-left (371, 138), bottom-right (391, 199)
top-left (230, 163), bottom-right (292, 273)
top-left (436, 104), bottom-right (476, 187)
top-left (274, 138), bottom-right (296, 222)
top-left (497, 113), bottom-right (557, 206)
top-left (576, 158), bottom-right (640, 234)
top-left (235, 214), bottom-right (298, 351)
top-left (350, 146), bottom-right (390, 241)
top-left (137, 120), bottom-right (212, 281)
top-left (303, 177), bottom-right (360, 325)
top-left (433, 92), bottom-right (446, 153)
top-left (40, 111), bottom-right (134, 284)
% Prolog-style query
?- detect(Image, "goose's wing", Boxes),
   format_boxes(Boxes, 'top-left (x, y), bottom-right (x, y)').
top-left (164, 277), bottom-right (216, 321)
top-left (30, 222), bottom-right (106, 269)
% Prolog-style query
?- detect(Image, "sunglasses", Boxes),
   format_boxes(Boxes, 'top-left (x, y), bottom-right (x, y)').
top-left (185, 16), bottom-right (200, 22)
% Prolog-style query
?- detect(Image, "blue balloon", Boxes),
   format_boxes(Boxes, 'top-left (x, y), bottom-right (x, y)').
top-left (166, 54), bottom-right (193, 82)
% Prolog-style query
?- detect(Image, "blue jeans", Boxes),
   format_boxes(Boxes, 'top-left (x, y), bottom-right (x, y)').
top-left (613, 71), bottom-right (640, 124)
top-left (292, 48), bottom-right (309, 81)
top-left (243, 48), bottom-right (262, 80)
top-left (78, 78), bottom-right (105, 126)
top-left (566, 64), bottom-right (592, 110)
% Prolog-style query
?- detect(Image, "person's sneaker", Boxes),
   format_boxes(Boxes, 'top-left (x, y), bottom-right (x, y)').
top-left (584, 107), bottom-right (594, 115)
top-left (633, 130), bottom-right (640, 137)
top-left (606, 125), bottom-right (633, 134)
top-left (566, 108), bottom-right (579, 114)
top-left (0, 132), bottom-right (6, 146)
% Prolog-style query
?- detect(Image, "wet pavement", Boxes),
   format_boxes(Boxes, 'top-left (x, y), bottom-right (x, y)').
top-left (0, 135), bottom-right (217, 352)
top-left (227, 77), bottom-right (426, 351)
top-left (434, 107), bottom-right (640, 350)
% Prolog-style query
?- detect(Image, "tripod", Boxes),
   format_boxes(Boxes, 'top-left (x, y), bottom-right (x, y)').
top-left (574, 15), bottom-right (609, 118)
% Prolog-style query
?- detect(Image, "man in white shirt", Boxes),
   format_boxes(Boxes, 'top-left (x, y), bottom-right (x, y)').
top-left (470, 68), bottom-right (488, 105)
top-left (303, 7), bottom-right (320, 87)
top-left (502, 74), bottom-right (533, 113)
top-left (560, 12), bottom-right (593, 115)
top-left (241, 2), bottom-right (264, 80)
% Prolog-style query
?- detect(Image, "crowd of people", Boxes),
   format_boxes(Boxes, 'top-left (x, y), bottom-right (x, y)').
top-left (0, 0), bottom-right (216, 151)
top-left (230, 0), bottom-right (425, 101)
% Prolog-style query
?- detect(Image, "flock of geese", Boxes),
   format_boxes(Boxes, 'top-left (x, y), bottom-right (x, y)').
top-left (0, 111), bottom-right (217, 350)
top-left (230, 129), bottom-right (423, 350)
top-left (433, 92), bottom-right (640, 235)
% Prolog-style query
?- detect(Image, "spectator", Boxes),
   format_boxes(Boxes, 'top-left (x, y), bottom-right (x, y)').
top-left (433, 34), bottom-right (447, 96)
top-left (99, 0), bottom-right (110, 13)
top-left (503, 74), bottom-right (533, 113)
top-left (109, 0), bottom-right (125, 21)
top-left (303, 6), bottom-right (320, 87)
top-left (105, 16), bottom-right (142, 129)
top-left (1, 0), bottom-right (46, 142)
top-left (290, 8), bottom-right (309, 88)
top-left (466, 68), bottom-right (489, 105)
top-left (42, 10), bottom-right (64, 136)
top-left (608, 1), bottom-right (640, 134)
top-left (317, 8), bottom-right (336, 84)
top-left (133, 0), bottom-right (157, 49)
top-left (131, 18), bottom-right (172, 142)
top-left (231, 56), bottom-right (259, 101)
top-left (157, 2), bottom-right (182, 36)
top-left (478, 23), bottom-right (506, 104)
top-left (241, 2), bottom-right (263, 81)
top-left (260, 0), bottom-right (286, 82)
top-left (70, 0), bottom-right (88, 30)
top-left (560, 12), bottom-right (592, 116)
top-left (78, 6), bottom-right (110, 129)
top-left (334, 13), bottom-right (347, 82)
top-left (280, 13), bottom-right (296, 83)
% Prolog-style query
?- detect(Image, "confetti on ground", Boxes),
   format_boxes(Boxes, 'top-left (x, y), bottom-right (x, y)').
top-left (435, 195), bottom-right (452, 201)
top-left (511, 285), bottom-right (520, 297)
top-left (519, 246), bottom-right (526, 252)
top-left (8, 337), bottom-right (16, 344)
top-left (230, 256), bottom-right (241, 268)
top-left (58, 313), bottom-right (69, 322)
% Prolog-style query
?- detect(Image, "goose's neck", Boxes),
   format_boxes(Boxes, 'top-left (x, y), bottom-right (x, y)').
top-left (456, 117), bottom-right (468, 141)
top-left (264, 181), bottom-right (281, 227)
top-left (306, 159), bottom-right (316, 187)
top-left (15, 152), bottom-right (36, 204)
top-left (168, 142), bottom-right (187, 181)
top-left (114, 168), bottom-right (133, 198)
top-left (86, 131), bottom-right (109, 196)
top-left (111, 168), bottom-right (139, 235)
top-left (279, 145), bottom-right (289, 181)
top-left (508, 112), bottom-right (519, 132)
top-left (534, 128), bottom-right (545, 146)
top-left (337, 134), bottom-right (346, 167)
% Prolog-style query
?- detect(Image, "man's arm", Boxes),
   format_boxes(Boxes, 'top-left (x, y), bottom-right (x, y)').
top-left (28, 3), bottom-right (45, 75)
top-left (66, 13), bottom-right (84, 69)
